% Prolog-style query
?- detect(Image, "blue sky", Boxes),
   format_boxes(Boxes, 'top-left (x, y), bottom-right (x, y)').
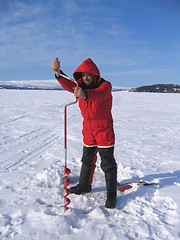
top-left (0, 0), bottom-right (180, 87)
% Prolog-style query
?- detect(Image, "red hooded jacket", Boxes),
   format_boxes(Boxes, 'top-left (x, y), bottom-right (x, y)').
top-left (56, 58), bottom-right (115, 147)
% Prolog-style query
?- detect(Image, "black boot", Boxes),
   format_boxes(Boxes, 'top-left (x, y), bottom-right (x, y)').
top-left (70, 146), bottom-right (97, 195)
top-left (105, 191), bottom-right (117, 208)
top-left (69, 183), bottom-right (91, 195)
top-left (98, 147), bottom-right (117, 208)
top-left (105, 170), bottom-right (117, 209)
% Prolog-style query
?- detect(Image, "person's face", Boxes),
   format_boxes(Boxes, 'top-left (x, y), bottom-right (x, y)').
top-left (82, 73), bottom-right (96, 86)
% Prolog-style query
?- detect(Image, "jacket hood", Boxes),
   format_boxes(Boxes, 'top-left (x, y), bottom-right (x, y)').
top-left (73, 58), bottom-right (100, 81)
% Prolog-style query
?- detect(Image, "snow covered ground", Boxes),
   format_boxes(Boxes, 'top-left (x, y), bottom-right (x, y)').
top-left (0, 88), bottom-right (180, 240)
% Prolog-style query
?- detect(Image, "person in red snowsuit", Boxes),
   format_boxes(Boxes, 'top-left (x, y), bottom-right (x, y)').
top-left (52, 57), bottom-right (117, 208)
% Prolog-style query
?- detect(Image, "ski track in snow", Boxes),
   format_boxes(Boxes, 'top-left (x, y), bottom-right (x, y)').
top-left (0, 89), bottom-right (180, 240)
top-left (0, 128), bottom-right (59, 172)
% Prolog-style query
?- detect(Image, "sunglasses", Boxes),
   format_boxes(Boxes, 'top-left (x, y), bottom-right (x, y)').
top-left (82, 73), bottom-right (93, 78)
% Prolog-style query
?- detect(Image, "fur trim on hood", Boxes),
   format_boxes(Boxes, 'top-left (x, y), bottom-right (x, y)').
top-left (73, 58), bottom-right (100, 81)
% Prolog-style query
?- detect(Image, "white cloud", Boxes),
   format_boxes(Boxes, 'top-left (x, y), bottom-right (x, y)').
top-left (0, 1), bottom-right (129, 68)
top-left (0, 0), bottom-right (179, 85)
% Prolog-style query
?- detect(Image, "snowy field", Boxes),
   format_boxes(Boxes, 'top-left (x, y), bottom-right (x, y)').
top-left (0, 89), bottom-right (180, 240)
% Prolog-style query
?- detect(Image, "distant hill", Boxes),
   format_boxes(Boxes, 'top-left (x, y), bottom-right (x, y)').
top-left (132, 84), bottom-right (180, 93)
top-left (0, 80), bottom-right (63, 90)
top-left (0, 80), bottom-right (129, 91)
top-left (1, 81), bottom-right (179, 93)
